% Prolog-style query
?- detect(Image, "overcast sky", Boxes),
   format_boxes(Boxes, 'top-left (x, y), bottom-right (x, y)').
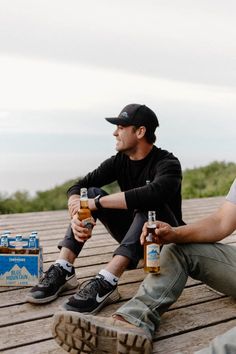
top-left (0, 0), bottom-right (235, 195)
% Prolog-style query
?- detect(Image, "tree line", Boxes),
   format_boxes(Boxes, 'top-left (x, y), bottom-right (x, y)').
top-left (1, 161), bottom-right (235, 214)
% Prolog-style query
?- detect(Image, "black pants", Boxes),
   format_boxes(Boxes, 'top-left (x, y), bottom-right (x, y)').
top-left (58, 187), bottom-right (180, 269)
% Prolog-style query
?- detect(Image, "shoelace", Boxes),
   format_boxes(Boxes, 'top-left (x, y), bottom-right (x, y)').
top-left (77, 276), bottom-right (111, 298)
top-left (39, 265), bottom-right (63, 286)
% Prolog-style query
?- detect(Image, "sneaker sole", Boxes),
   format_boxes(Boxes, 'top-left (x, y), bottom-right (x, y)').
top-left (52, 311), bottom-right (153, 354)
top-left (63, 287), bottom-right (121, 315)
top-left (25, 275), bottom-right (79, 304)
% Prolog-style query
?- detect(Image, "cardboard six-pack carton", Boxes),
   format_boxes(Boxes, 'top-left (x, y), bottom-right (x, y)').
top-left (0, 233), bottom-right (43, 287)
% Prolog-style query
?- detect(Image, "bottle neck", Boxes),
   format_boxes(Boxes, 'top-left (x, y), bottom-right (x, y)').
top-left (80, 188), bottom-right (89, 209)
top-left (148, 210), bottom-right (156, 226)
top-left (80, 199), bottom-right (89, 209)
top-left (145, 210), bottom-right (156, 242)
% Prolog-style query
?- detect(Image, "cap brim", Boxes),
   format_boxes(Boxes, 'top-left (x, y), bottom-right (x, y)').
top-left (105, 117), bottom-right (131, 126)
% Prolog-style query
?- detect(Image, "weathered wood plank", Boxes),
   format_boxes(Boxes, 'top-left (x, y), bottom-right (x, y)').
top-left (156, 297), bottom-right (236, 340)
top-left (2, 339), bottom-right (66, 354)
top-left (153, 319), bottom-right (236, 354)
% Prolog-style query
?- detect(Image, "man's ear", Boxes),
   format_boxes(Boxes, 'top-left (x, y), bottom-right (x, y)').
top-left (136, 126), bottom-right (146, 139)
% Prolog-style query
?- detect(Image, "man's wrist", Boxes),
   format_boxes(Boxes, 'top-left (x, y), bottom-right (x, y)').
top-left (94, 195), bottom-right (103, 209)
top-left (68, 194), bottom-right (80, 205)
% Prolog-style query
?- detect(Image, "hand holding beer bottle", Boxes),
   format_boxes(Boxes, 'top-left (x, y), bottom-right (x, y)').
top-left (144, 211), bottom-right (160, 274)
top-left (72, 188), bottom-right (95, 243)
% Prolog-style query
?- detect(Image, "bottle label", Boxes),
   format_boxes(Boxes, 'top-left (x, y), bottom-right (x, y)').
top-left (146, 243), bottom-right (160, 267)
top-left (1, 236), bottom-right (8, 247)
top-left (82, 218), bottom-right (93, 229)
top-left (28, 235), bottom-right (36, 248)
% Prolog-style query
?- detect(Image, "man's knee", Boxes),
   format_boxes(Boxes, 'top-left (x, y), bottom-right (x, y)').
top-left (160, 243), bottom-right (190, 270)
top-left (87, 187), bottom-right (107, 198)
top-left (161, 243), bottom-right (183, 257)
top-left (162, 243), bottom-right (201, 257)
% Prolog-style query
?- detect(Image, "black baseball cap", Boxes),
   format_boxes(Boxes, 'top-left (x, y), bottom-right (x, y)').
top-left (105, 104), bottom-right (159, 133)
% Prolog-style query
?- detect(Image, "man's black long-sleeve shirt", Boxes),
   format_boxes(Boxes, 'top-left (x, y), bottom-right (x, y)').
top-left (67, 146), bottom-right (184, 225)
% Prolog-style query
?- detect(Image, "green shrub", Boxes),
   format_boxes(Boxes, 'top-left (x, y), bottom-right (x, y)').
top-left (0, 161), bottom-right (235, 213)
top-left (182, 161), bottom-right (236, 199)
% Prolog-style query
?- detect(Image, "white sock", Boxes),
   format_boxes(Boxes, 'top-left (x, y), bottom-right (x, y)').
top-left (55, 259), bottom-right (73, 273)
top-left (98, 269), bottom-right (118, 286)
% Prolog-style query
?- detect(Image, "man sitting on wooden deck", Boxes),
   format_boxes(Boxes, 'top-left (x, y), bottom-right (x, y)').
top-left (26, 103), bottom-right (184, 315)
top-left (52, 179), bottom-right (236, 354)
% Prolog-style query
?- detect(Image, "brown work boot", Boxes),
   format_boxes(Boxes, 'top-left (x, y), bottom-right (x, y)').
top-left (52, 310), bottom-right (153, 354)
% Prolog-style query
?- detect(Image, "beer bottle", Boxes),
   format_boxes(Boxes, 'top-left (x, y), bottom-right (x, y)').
top-left (28, 231), bottom-right (39, 254)
top-left (0, 231), bottom-right (10, 254)
top-left (144, 211), bottom-right (160, 274)
top-left (14, 234), bottom-right (26, 254)
top-left (77, 188), bottom-right (93, 231)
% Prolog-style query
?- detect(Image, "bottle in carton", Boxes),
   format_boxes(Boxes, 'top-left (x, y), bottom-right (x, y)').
top-left (14, 234), bottom-right (26, 254)
top-left (28, 231), bottom-right (39, 254)
top-left (0, 231), bottom-right (10, 254)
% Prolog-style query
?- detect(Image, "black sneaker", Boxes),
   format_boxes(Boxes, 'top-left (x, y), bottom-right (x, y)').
top-left (63, 274), bottom-right (120, 314)
top-left (25, 263), bottom-right (78, 304)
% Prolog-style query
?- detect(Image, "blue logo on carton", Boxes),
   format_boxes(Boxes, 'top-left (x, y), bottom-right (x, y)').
top-left (0, 254), bottom-right (40, 286)
top-left (0, 255), bottom-right (39, 276)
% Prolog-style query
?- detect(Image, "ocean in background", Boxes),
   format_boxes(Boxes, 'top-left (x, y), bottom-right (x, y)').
top-left (1, 130), bottom-right (235, 196)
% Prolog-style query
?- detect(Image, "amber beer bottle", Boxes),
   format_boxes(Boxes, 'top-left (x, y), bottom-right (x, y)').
top-left (77, 188), bottom-right (93, 231)
top-left (14, 234), bottom-right (26, 254)
top-left (28, 231), bottom-right (39, 254)
top-left (0, 231), bottom-right (10, 254)
top-left (144, 211), bottom-right (160, 274)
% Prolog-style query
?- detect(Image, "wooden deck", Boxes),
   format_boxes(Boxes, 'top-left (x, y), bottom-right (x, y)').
top-left (1, 196), bottom-right (236, 354)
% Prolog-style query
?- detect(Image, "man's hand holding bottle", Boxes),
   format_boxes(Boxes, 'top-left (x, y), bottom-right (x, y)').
top-left (71, 215), bottom-right (96, 243)
top-left (141, 220), bottom-right (178, 246)
top-left (70, 188), bottom-right (96, 243)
